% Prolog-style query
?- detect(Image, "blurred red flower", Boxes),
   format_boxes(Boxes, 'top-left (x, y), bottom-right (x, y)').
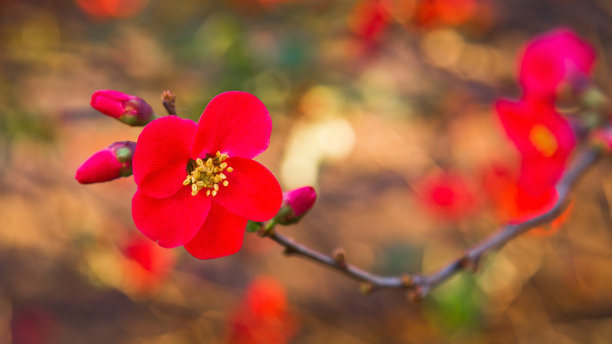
top-left (131, 92), bottom-right (282, 259)
top-left (227, 277), bottom-right (298, 344)
top-left (414, 171), bottom-right (478, 221)
top-left (11, 308), bottom-right (57, 344)
top-left (519, 28), bottom-right (595, 100)
top-left (481, 163), bottom-right (571, 235)
top-left (415, 0), bottom-right (477, 27)
top-left (349, 0), bottom-right (390, 43)
top-left (495, 97), bottom-right (576, 195)
top-left (121, 234), bottom-right (175, 293)
top-left (75, 0), bottom-right (149, 19)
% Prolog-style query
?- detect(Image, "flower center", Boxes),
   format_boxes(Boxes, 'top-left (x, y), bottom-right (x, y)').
top-left (183, 151), bottom-right (233, 197)
top-left (529, 124), bottom-right (558, 158)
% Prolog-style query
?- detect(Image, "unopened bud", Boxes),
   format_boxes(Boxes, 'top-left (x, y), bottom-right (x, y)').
top-left (274, 186), bottom-right (317, 225)
top-left (592, 126), bottom-right (612, 152)
top-left (91, 90), bottom-right (156, 126)
top-left (75, 141), bottom-right (136, 184)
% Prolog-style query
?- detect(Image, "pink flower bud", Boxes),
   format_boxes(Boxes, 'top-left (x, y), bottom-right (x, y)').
top-left (75, 141), bottom-right (136, 184)
top-left (90, 90), bottom-right (156, 126)
top-left (275, 186), bottom-right (317, 225)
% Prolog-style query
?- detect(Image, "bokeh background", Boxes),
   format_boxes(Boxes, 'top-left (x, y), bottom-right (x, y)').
top-left (2, 0), bottom-right (612, 343)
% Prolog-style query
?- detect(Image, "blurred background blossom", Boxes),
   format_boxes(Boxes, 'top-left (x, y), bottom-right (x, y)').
top-left (2, 0), bottom-right (612, 342)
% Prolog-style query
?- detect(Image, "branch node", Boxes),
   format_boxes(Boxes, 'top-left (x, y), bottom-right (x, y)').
top-left (161, 90), bottom-right (177, 116)
top-left (401, 274), bottom-right (414, 288)
top-left (283, 246), bottom-right (297, 256)
top-left (458, 254), bottom-right (479, 272)
top-left (332, 248), bottom-right (347, 269)
top-left (407, 287), bottom-right (425, 303)
top-left (258, 220), bottom-right (276, 237)
top-left (359, 282), bottom-right (374, 296)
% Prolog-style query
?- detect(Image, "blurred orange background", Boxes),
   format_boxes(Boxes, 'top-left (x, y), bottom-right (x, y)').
top-left (2, 0), bottom-right (612, 343)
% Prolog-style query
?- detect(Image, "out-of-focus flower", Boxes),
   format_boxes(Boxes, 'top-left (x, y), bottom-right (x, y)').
top-left (415, 0), bottom-right (477, 28)
top-left (350, 0), bottom-right (390, 40)
top-left (91, 90), bottom-right (156, 126)
top-left (75, 0), bottom-right (149, 19)
top-left (75, 141), bottom-right (136, 184)
top-left (274, 186), bottom-right (317, 225)
top-left (11, 307), bottom-right (57, 344)
top-left (349, 0), bottom-right (390, 49)
top-left (131, 92), bottom-right (282, 259)
top-left (227, 277), bottom-right (297, 344)
top-left (121, 234), bottom-right (175, 293)
top-left (495, 98), bottom-right (576, 195)
top-left (481, 163), bottom-right (570, 235)
top-left (414, 171), bottom-right (478, 221)
top-left (519, 28), bottom-right (595, 100)
top-left (257, 0), bottom-right (291, 9)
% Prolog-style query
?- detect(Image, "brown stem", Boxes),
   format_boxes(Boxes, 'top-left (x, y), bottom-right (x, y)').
top-left (263, 147), bottom-right (601, 297)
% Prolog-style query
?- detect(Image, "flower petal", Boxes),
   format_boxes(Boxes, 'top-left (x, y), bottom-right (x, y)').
top-left (133, 116), bottom-right (197, 198)
top-left (183, 203), bottom-right (247, 259)
top-left (519, 28), bottom-right (595, 98)
top-left (214, 157), bottom-right (282, 222)
top-left (132, 187), bottom-right (212, 248)
top-left (495, 99), bottom-right (534, 155)
top-left (192, 92), bottom-right (272, 159)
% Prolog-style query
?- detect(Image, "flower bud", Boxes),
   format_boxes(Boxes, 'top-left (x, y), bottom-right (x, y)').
top-left (90, 90), bottom-right (156, 126)
top-left (274, 186), bottom-right (317, 225)
top-left (592, 126), bottom-right (612, 152)
top-left (75, 141), bottom-right (136, 184)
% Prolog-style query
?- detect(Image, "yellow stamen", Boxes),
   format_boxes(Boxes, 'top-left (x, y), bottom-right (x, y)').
top-left (183, 152), bottom-right (234, 197)
top-left (529, 124), bottom-right (558, 158)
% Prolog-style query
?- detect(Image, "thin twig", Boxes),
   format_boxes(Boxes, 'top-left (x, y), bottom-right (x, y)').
top-left (262, 147), bottom-right (601, 298)
top-left (162, 90), bottom-right (177, 116)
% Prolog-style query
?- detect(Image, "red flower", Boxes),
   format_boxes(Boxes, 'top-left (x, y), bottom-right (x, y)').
top-left (75, 0), bottom-right (149, 19)
top-left (519, 28), bottom-right (595, 100)
top-left (349, 0), bottom-right (390, 42)
top-left (415, 0), bottom-right (477, 28)
top-left (481, 162), bottom-right (571, 235)
top-left (131, 92), bottom-right (283, 259)
top-left (226, 277), bottom-right (297, 344)
top-left (414, 171), bottom-right (478, 221)
top-left (495, 98), bottom-right (576, 195)
top-left (11, 308), bottom-right (57, 344)
top-left (121, 234), bottom-right (175, 293)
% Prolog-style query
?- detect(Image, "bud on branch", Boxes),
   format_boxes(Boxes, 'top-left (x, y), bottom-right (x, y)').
top-left (274, 186), bottom-right (317, 225)
top-left (91, 90), bottom-right (156, 126)
top-left (75, 141), bottom-right (136, 184)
